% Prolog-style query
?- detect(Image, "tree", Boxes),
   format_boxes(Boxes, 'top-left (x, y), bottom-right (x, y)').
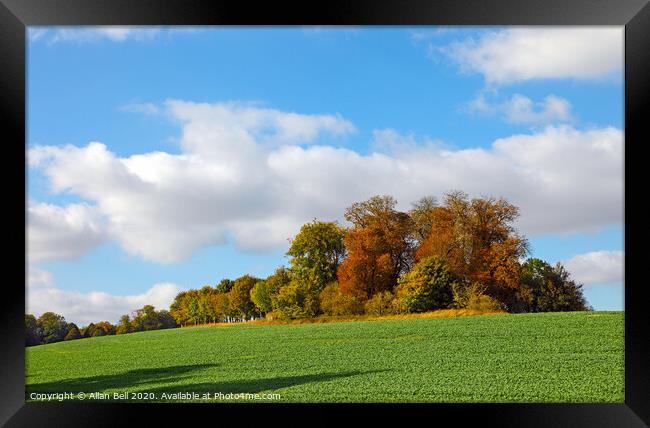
top-left (338, 196), bottom-right (415, 299)
top-left (94, 321), bottom-right (116, 336)
top-left (271, 281), bottom-right (311, 319)
top-left (64, 324), bottom-right (81, 341)
top-left (37, 312), bottom-right (67, 344)
top-left (157, 310), bottom-right (177, 329)
top-left (250, 280), bottom-right (273, 316)
top-left (25, 314), bottom-right (43, 346)
top-left (132, 305), bottom-right (162, 331)
top-left (395, 257), bottom-right (456, 313)
top-left (81, 322), bottom-right (96, 338)
top-left (319, 282), bottom-right (364, 316)
top-left (409, 196), bottom-right (438, 243)
top-left (215, 278), bottom-right (235, 294)
top-left (512, 258), bottom-right (589, 312)
top-left (364, 291), bottom-right (395, 316)
top-left (287, 220), bottom-right (346, 291)
top-left (415, 191), bottom-right (528, 308)
top-left (230, 275), bottom-right (260, 320)
top-left (116, 315), bottom-right (133, 334)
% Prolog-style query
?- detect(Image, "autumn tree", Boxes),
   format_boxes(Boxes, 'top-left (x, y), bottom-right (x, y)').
top-left (230, 275), bottom-right (260, 320)
top-left (64, 324), bottom-right (82, 341)
top-left (319, 282), bottom-right (364, 316)
top-left (338, 196), bottom-right (415, 299)
top-left (416, 191), bottom-right (528, 308)
top-left (409, 195), bottom-right (438, 243)
top-left (116, 315), bottom-right (133, 334)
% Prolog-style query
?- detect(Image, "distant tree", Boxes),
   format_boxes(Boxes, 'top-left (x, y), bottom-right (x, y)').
top-left (230, 275), bottom-right (260, 320)
top-left (512, 258), bottom-right (590, 312)
top-left (215, 278), bottom-right (235, 294)
top-left (132, 305), bottom-right (162, 331)
top-left (395, 257), bottom-right (456, 313)
top-left (37, 312), bottom-right (68, 344)
top-left (94, 321), bottom-right (116, 336)
top-left (250, 281), bottom-right (273, 316)
top-left (64, 324), bottom-right (81, 341)
top-left (25, 314), bottom-right (43, 346)
top-left (157, 310), bottom-right (177, 329)
top-left (116, 315), bottom-right (133, 334)
top-left (81, 322), bottom-right (96, 338)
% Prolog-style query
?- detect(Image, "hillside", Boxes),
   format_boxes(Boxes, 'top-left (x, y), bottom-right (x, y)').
top-left (25, 311), bottom-right (624, 403)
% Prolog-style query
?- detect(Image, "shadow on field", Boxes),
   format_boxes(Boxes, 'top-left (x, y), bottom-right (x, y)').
top-left (27, 364), bottom-right (220, 394)
top-left (144, 369), bottom-right (392, 397)
top-left (28, 365), bottom-right (391, 399)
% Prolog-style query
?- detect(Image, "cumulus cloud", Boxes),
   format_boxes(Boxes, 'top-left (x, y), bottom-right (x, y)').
top-left (27, 201), bottom-right (107, 263)
top-left (468, 93), bottom-right (573, 125)
top-left (564, 250), bottom-right (624, 285)
top-left (27, 266), bottom-right (54, 288)
top-left (29, 101), bottom-right (623, 264)
top-left (442, 27), bottom-right (623, 84)
top-left (27, 282), bottom-right (183, 325)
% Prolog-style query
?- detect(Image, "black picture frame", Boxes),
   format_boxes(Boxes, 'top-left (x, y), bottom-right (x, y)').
top-left (1, 0), bottom-right (647, 426)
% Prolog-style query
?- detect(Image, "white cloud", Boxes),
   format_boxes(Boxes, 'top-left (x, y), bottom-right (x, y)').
top-left (27, 266), bottom-right (54, 288)
top-left (27, 201), bottom-right (107, 263)
top-left (442, 27), bottom-right (623, 84)
top-left (27, 282), bottom-right (183, 326)
top-left (29, 101), bottom-right (623, 263)
top-left (31, 26), bottom-right (201, 45)
top-left (564, 250), bottom-right (624, 285)
top-left (468, 93), bottom-right (573, 125)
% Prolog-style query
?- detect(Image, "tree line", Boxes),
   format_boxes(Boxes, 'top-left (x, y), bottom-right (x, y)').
top-left (26, 191), bottom-right (590, 346)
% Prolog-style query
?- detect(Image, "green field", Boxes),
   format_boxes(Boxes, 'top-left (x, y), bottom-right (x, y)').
top-left (25, 311), bottom-right (624, 403)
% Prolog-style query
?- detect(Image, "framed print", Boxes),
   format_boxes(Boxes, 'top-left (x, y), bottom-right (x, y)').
top-left (1, 0), bottom-right (648, 426)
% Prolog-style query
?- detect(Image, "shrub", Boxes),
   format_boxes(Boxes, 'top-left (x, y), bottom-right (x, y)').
top-left (467, 294), bottom-right (502, 312)
top-left (319, 282), bottom-right (364, 316)
top-left (395, 257), bottom-right (455, 313)
top-left (271, 282), bottom-right (311, 320)
top-left (364, 291), bottom-right (395, 316)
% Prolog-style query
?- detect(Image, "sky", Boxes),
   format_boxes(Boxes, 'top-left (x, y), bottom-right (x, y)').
top-left (26, 26), bottom-right (625, 325)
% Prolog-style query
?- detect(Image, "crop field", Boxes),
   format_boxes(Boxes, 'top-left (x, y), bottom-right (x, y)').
top-left (25, 311), bottom-right (624, 403)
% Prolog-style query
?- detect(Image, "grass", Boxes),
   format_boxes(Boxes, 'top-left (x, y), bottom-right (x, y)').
top-left (25, 311), bottom-right (624, 403)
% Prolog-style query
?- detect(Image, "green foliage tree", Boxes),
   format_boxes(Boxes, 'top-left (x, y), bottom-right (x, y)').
top-left (395, 257), bottom-right (456, 313)
top-left (25, 314), bottom-right (43, 346)
top-left (37, 312), bottom-right (68, 344)
top-left (287, 220), bottom-right (346, 293)
top-left (132, 305), bottom-right (163, 331)
top-left (250, 280), bottom-right (273, 316)
top-left (215, 278), bottom-right (235, 294)
top-left (512, 258), bottom-right (590, 312)
top-left (271, 281), bottom-right (311, 319)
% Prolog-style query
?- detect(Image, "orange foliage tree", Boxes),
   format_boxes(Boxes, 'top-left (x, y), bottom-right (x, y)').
top-left (415, 191), bottom-right (529, 308)
top-left (337, 196), bottom-right (415, 300)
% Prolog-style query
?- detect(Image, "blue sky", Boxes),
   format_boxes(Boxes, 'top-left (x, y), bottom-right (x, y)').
top-left (26, 27), bottom-right (624, 324)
